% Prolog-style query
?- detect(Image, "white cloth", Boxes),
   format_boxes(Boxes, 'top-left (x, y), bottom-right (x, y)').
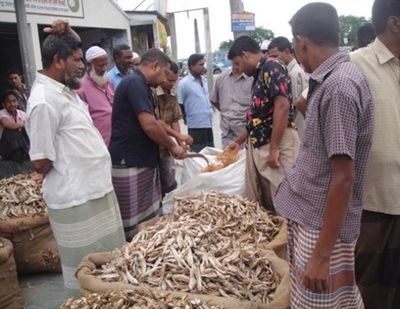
top-left (85, 46), bottom-right (107, 62)
top-left (26, 73), bottom-right (113, 210)
top-left (132, 52), bottom-right (140, 60)
top-left (0, 109), bottom-right (26, 138)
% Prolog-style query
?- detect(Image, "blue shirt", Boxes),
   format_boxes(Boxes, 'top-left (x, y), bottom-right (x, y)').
top-left (176, 74), bottom-right (213, 129)
top-left (107, 66), bottom-right (124, 89)
top-left (108, 69), bottom-right (158, 168)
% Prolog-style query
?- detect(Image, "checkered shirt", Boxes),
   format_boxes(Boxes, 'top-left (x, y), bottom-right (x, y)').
top-left (274, 52), bottom-right (374, 242)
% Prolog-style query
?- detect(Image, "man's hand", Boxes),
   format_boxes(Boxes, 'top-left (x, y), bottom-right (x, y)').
top-left (302, 253), bottom-right (330, 293)
top-left (177, 133), bottom-right (193, 147)
top-left (226, 141), bottom-right (240, 153)
top-left (43, 20), bottom-right (81, 41)
top-left (169, 145), bottom-right (186, 160)
top-left (267, 147), bottom-right (280, 168)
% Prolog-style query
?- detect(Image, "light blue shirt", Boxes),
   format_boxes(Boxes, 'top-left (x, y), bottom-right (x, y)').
top-left (176, 74), bottom-right (213, 129)
top-left (107, 66), bottom-right (124, 89)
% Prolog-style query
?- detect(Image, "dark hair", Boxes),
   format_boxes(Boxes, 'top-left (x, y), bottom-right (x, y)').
top-left (372, 0), bottom-right (400, 35)
top-left (6, 68), bottom-right (22, 78)
top-left (268, 37), bottom-right (293, 53)
top-left (357, 23), bottom-right (376, 48)
top-left (140, 48), bottom-right (171, 66)
top-left (188, 53), bottom-right (205, 69)
top-left (41, 34), bottom-right (82, 69)
top-left (112, 44), bottom-right (131, 60)
top-left (227, 36), bottom-right (260, 60)
top-left (1, 89), bottom-right (19, 103)
top-left (290, 2), bottom-right (340, 47)
top-left (169, 61), bottom-right (179, 74)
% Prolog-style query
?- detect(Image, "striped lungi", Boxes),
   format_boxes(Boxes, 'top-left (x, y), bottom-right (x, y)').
top-left (112, 166), bottom-right (161, 241)
top-left (287, 220), bottom-right (364, 308)
top-left (47, 191), bottom-right (126, 290)
top-left (355, 210), bottom-right (400, 308)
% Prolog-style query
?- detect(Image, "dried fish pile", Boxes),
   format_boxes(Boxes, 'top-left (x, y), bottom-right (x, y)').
top-left (61, 290), bottom-right (223, 309)
top-left (202, 148), bottom-right (239, 173)
top-left (94, 192), bottom-right (282, 304)
top-left (0, 173), bottom-right (46, 220)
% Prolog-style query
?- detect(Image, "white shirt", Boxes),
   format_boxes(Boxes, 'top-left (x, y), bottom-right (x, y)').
top-left (26, 73), bottom-right (113, 209)
top-left (0, 109), bottom-right (26, 138)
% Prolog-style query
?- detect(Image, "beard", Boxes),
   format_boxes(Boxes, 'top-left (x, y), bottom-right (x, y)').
top-left (89, 70), bottom-right (108, 87)
top-left (64, 71), bottom-right (82, 90)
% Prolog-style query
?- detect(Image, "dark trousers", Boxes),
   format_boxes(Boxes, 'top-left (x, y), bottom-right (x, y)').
top-left (188, 128), bottom-right (214, 152)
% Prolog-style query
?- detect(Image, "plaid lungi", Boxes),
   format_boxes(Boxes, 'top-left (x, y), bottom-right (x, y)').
top-left (287, 220), bottom-right (364, 308)
top-left (112, 166), bottom-right (161, 241)
top-left (47, 191), bottom-right (126, 290)
top-left (355, 210), bottom-right (400, 308)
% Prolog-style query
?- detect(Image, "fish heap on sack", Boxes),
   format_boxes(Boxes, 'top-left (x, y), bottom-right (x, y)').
top-left (0, 173), bottom-right (46, 220)
top-left (61, 290), bottom-right (223, 309)
top-left (94, 192), bottom-right (282, 304)
top-left (202, 148), bottom-right (239, 173)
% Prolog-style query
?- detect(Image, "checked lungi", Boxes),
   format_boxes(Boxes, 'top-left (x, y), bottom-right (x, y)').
top-left (48, 191), bottom-right (126, 290)
top-left (112, 166), bottom-right (161, 241)
top-left (355, 210), bottom-right (400, 309)
top-left (287, 220), bottom-right (364, 308)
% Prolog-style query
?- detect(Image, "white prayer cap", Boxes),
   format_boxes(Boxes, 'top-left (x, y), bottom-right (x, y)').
top-left (260, 39), bottom-right (271, 51)
top-left (132, 52), bottom-right (140, 60)
top-left (85, 46), bottom-right (107, 62)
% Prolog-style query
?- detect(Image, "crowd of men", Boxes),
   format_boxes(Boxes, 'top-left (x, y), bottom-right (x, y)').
top-left (0, 0), bottom-right (398, 307)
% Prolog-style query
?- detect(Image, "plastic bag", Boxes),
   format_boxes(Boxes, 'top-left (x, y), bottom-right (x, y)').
top-left (163, 147), bottom-right (246, 214)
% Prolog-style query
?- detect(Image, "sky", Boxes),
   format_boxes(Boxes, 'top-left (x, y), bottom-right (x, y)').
top-left (116, 0), bottom-right (374, 59)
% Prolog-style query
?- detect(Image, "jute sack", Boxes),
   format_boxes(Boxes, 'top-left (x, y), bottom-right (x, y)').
top-left (0, 237), bottom-right (23, 309)
top-left (76, 249), bottom-right (289, 309)
top-left (0, 215), bottom-right (61, 274)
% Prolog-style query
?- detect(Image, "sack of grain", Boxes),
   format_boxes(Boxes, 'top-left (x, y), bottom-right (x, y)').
top-left (76, 250), bottom-right (289, 309)
top-left (0, 237), bottom-right (23, 309)
top-left (0, 173), bottom-right (61, 274)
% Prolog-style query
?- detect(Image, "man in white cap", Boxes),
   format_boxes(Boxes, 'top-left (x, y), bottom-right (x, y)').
top-left (77, 46), bottom-right (114, 145)
top-left (132, 52), bottom-right (140, 69)
top-left (260, 39), bottom-right (271, 58)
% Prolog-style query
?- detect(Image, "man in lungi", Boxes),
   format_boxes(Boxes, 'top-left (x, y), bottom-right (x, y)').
top-left (274, 3), bottom-right (374, 308)
top-left (26, 21), bottom-right (126, 290)
top-left (351, 0), bottom-right (400, 307)
top-left (226, 36), bottom-right (300, 212)
top-left (109, 49), bottom-right (186, 241)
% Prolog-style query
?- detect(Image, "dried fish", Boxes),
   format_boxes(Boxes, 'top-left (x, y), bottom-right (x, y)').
top-left (0, 173), bottom-right (46, 220)
top-left (94, 192), bottom-right (282, 304)
top-left (202, 148), bottom-right (239, 173)
top-left (61, 290), bottom-right (223, 309)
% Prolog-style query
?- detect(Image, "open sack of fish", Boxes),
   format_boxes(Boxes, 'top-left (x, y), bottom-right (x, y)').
top-left (0, 173), bottom-right (61, 274)
top-left (0, 237), bottom-right (23, 309)
top-left (75, 192), bottom-right (289, 309)
top-left (163, 147), bottom-right (246, 214)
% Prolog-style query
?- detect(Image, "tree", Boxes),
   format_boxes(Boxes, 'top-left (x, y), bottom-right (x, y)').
top-left (250, 27), bottom-right (274, 44)
top-left (219, 39), bottom-right (234, 51)
top-left (339, 15), bottom-right (369, 46)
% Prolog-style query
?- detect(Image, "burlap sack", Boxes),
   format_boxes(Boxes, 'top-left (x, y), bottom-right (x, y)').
top-left (0, 237), bottom-right (23, 309)
top-left (0, 215), bottom-right (61, 274)
top-left (76, 249), bottom-right (289, 309)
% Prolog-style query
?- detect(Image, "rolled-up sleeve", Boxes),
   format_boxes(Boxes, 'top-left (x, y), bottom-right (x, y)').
top-left (26, 104), bottom-right (58, 162)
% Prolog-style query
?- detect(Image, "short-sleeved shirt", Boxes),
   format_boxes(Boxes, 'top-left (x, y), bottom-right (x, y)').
top-left (210, 69), bottom-right (253, 136)
top-left (26, 73), bottom-right (113, 210)
top-left (109, 69), bottom-right (158, 168)
top-left (247, 58), bottom-right (294, 148)
top-left (107, 65), bottom-right (124, 89)
top-left (351, 38), bottom-right (400, 215)
top-left (274, 52), bottom-right (374, 242)
top-left (0, 108), bottom-right (26, 138)
top-left (77, 73), bottom-right (114, 145)
top-left (153, 86), bottom-right (182, 126)
top-left (176, 73), bottom-right (213, 129)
